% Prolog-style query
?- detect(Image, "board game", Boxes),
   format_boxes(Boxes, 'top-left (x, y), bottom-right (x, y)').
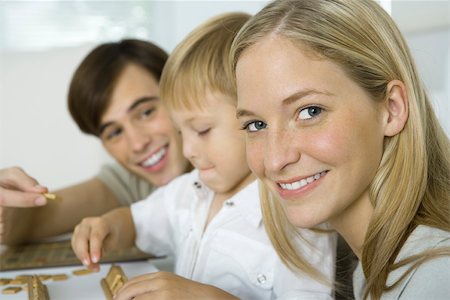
top-left (0, 240), bottom-right (156, 271)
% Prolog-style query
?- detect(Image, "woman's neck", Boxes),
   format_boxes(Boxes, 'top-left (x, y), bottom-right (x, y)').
top-left (330, 192), bottom-right (373, 259)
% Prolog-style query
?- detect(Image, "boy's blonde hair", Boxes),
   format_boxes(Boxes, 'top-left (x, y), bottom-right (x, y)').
top-left (231, 0), bottom-right (450, 299)
top-left (160, 12), bottom-right (250, 110)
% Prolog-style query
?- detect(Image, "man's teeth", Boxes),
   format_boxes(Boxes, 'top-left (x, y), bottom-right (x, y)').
top-left (142, 148), bottom-right (167, 167)
top-left (279, 171), bottom-right (327, 191)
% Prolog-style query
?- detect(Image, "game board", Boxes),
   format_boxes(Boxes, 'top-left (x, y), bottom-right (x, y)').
top-left (0, 241), bottom-right (156, 271)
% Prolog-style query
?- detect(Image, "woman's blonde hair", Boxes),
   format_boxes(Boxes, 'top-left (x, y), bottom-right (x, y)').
top-left (160, 12), bottom-right (250, 110)
top-left (230, 0), bottom-right (450, 298)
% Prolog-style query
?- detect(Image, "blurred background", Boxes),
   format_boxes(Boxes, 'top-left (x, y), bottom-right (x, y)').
top-left (0, 0), bottom-right (449, 190)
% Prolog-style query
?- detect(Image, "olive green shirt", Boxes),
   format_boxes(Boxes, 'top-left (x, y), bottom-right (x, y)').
top-left (97, 164), bottom-right (155, 206)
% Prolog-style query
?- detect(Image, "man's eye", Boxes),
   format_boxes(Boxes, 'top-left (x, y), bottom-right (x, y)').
top-left (141, 108), bottom-right (155, 119)
top-left (243, 121), bottom-right (267, 132)
top-left (299, 106), bottom-right (322, 120)
top-left (104, 128), bottom-right (123, 141)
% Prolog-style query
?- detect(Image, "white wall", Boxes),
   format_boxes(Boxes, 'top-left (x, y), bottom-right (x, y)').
top-left (404, 28), bottom-right (450, 136)
top-left (148, 1), bottom-right (269, 52)
top-left (0, 2), bottom-right (268, 190)
top-left (0, 1), bottom-right (449, 190)
top-left (0, 45), bottom-right (110, 189)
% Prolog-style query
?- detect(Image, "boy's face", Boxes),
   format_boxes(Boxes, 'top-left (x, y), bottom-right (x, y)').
top-left (171, 91), bottom-right (252, 194)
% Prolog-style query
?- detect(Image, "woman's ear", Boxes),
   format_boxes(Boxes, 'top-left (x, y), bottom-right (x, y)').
top-left (383, 80), bottom-right (409, 137)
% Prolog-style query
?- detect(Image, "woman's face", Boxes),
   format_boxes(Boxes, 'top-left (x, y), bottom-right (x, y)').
top-left (99, 63), bottom-right (190, 187)
top-left (235, 36), bottom-right (385, 228)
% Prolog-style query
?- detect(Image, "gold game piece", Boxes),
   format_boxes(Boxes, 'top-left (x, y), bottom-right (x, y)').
top-left (72, 268), bottom-right (94, 276)
top-left (27, 275), bottom-right (49, 300)
top-left (2, 286), bottom-right (23, 294)
top-left (0, 278), bottom-right (12, 286)
top-left (37, 275), bottom-right (51, 281)
top-left (51, 274), bottom-right (68, 281)
top-left (101, 264), bottom-right (128, 300)
top-left (42, 193), bottom-right (63, 202)
top-left (10, 278), bottom-right (27, 285)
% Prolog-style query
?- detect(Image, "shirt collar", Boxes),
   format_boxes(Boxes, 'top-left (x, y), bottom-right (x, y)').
top-left (227, 180), bottom-right (262, 228)
top-left (190, 170), bottom-right (262, 228)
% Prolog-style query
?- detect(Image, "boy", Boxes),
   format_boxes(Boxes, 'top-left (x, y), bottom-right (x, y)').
top-left (71, 12), bottom-right (336, 299)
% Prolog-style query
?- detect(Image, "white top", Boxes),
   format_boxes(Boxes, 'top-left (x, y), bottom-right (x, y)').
top-left (353, 225), bottom-right (450, 299)
top-left (131, 170), bottom-right (336, 300)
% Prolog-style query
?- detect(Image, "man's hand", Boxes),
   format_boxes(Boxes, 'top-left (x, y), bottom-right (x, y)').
top-left (0, 167), bottom-right (48, 244)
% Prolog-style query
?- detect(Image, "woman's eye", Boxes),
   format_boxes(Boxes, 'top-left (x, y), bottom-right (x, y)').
top-left (298, 106), bottom-right (322, 120)
top-left (245, 121), bottom-right (267, 132)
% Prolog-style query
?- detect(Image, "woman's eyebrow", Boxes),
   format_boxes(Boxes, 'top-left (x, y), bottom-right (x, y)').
top-left (281, 89), bottom-right (331, 106)
top-left (236, 89), bottom-right (330, 119)
top-left (236, 108), bottom-right (254, 119)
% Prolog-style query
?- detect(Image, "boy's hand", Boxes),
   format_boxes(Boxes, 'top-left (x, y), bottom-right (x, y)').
top-left (71, 207), bottom-right (135, 271)
top-left (71, 216), bottom-right (118, 271)
top-left (113, 271), bottom-right (239, 300)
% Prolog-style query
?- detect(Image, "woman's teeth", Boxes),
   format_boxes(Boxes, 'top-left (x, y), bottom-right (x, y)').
top-left (142, 147), bottom-right (167, 167)
top-left (279, 171), bottom-right (327, 190)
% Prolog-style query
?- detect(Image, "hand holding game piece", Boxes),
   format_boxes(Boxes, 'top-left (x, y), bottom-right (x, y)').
top-left (71, 217), bottom-right (111, 272)
top-left (0, 167), bottom-right (50, 244)
top-left (0, 167), bottom-right (48, 208)
top-left (71, 207), bottom-right (135, 272)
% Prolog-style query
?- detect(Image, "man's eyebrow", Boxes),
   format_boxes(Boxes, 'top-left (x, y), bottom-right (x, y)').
top-left (98, 96), bottom-right (159, 136)
top-left (236, 89), bottom-right (330, 119)
top-left (128, 96), bottom-right (159, 112)
top-left (98, 121), bottom-right (114, 137)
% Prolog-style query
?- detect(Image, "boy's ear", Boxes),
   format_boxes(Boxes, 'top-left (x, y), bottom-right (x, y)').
top-left (382, 80), bottom-right (409, 137)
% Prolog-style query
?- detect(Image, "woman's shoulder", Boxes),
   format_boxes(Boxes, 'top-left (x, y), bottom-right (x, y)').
top-left (384, 225), bottom-right (450, 299)
top-left (394, 247), bottom-right (450, 299)
top-left (402, 225), bottom-right (450, 253)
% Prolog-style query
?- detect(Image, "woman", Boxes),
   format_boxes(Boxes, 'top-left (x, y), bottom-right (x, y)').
top-left (231, 0), bottom-right (450, 299)
top-left (0, 39), bottom-right (190, 245)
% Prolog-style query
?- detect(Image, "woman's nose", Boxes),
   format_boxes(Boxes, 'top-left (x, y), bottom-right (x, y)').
top-left (264, 128), bottom-right (301, 172)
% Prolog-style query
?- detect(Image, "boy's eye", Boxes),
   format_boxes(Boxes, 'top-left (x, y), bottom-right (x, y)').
top-left (244, 121), bottom-right (267, 132)
top-left (299, 106), bottom-right (322, 120)
top-left (197, 128), bottom-right (210, 136)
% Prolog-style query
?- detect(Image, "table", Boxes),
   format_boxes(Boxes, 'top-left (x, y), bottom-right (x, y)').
top-left (0, 260), bottom-right (159, 300)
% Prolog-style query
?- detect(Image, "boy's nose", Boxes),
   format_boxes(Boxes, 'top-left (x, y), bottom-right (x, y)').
top-left (182, 137), bottom-right (198, 161)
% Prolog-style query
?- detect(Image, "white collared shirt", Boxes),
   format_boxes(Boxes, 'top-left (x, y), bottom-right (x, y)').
top-left (131, 170), bottom-right (336, 299)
